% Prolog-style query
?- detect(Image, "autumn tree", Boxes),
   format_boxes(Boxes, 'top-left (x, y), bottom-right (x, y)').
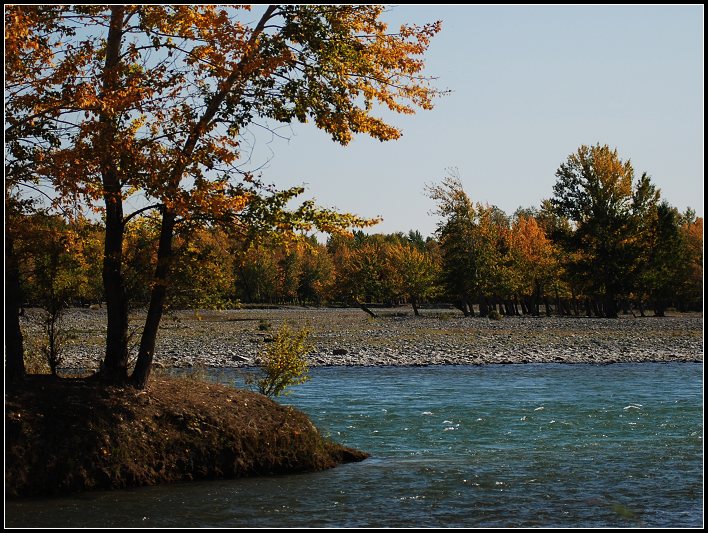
top-left (551, 144), bottom-right (660, 318)
top-left (473, 204), bottom-right (510, 316)
top-left (427, 172), bottom-right (512, 316)
top-left (298, 239), bottom-right (336, 305)
top-left (387, 241), bottom-right (440, 316)
top-left (638, 204), bottom-right (703, 315)
top-left (12, 213), bottom-right (104, 374)
top-left (427, 172), bottom-right (479, 316)
top-left (169, 226), bottom-right (237, 309)
top-left (678, 214), bottom-right (703, 311)
top-left (4, 6), bottom-right (75, 380)
top-left (332, 235), bottom-right (398, 310)
top-left (6, 5), bottom-right (442, 387)
top-left (235, 242), bottom-right (282, 304)
top-left (508, 214), bottom-right (559, 316)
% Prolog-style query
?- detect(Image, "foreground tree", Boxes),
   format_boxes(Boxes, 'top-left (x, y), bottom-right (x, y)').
top-left (7, 5), bottom-right (442, 387)
top-left (551, 144), bottom-right (659, 317)
top-left (5, 6), bottom-right (73, 380)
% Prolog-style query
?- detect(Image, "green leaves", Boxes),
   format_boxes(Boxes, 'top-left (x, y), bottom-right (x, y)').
top-left (253, 324), bottom-right (313, 398)
top-left (551, 144), bottom-right (661, 316)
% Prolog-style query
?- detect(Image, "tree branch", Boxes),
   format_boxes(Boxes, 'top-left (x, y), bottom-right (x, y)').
top-left (123, 203), bottom-right (164, 226)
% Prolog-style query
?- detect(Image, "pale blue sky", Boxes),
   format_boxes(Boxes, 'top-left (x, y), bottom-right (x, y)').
top-left (247, 5), bottom-right (703, 238)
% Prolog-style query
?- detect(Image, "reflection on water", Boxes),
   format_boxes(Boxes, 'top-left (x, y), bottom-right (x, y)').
top-left (5, 363), bottom-right (703, 527)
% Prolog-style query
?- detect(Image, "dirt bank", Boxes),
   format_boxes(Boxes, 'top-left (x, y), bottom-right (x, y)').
top-left (5, 375), bottom-right (367, 497)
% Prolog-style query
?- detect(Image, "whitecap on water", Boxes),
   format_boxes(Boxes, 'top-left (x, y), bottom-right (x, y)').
top-left (421, 411), bottom-right (433, 415)
top-left (442, 420), bottom-right (453, 424)
top-left (623, 404), bottom-right (642, 410)
top-left (534, 406), bottom-right (544, 411)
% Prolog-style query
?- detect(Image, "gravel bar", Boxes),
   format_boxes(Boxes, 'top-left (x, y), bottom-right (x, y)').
top-left (21, 307), bottom-right (703, 371)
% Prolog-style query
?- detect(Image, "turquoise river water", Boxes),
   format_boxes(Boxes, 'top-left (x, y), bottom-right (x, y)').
top-left (5, 363), bottom-right (703, 527)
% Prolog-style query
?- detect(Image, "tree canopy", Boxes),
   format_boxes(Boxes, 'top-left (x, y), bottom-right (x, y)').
top-left (5, 5), bottom-right (443, 386)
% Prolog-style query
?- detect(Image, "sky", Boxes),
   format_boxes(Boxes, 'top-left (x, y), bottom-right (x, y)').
top-left (244, 5), bottom-right (704, 238)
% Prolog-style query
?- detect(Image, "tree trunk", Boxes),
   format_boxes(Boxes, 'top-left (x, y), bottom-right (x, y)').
top-left (5, 234), bottom-right (25, 381)
top-left (478, 297), bottom-right (489, 318)
top-left (504, 300), bottom-right (515, 316)
top-left (583, 298), bottom-right (591, 317)
top-left (604, 293), bottom-right (618, 319)
top-left (464, 299), bottom-right (474, 317)
top-left (98, 5), bottom-right (130, 383)
top-left (132, 5), bottom-right (279, 389)
top-left (520, 298), bottom-right (529, 315)
top-left (131, 211), bottom-right (176, 388)
top-left (101, 200), bottom-right (129, 382)
top-left (529, 295), bottom-right (539, 316)
top-left (591, 299), bottom-right (602, 317)
top-left (357, 300), bottom-right (378, 318)
top-left (543, 296), bottom-right (552, 317)
top-left (411, 298), bottom-right (420, 317)
top-left (653, 300), bottom-right (666, 317)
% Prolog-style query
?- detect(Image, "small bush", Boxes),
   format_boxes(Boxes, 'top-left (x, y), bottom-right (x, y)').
top-left (488, 309), bottom-right (502, 320)
top-left (258, 318), bottom-right (272, 331)
top-left (251, 324), bottom-right (312, 397)
top-left (24, 344), bottom-right (51, 375)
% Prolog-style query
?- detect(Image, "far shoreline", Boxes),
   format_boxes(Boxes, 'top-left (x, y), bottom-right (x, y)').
top-left (20, 307), bottom-right (703, 373)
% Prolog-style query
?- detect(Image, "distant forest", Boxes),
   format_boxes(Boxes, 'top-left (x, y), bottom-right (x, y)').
top-left (14, 145), bottom-right (703, 319)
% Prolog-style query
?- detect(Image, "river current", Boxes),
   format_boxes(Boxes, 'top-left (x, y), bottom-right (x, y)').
top-left (5, 363), bottom-right (703, 527)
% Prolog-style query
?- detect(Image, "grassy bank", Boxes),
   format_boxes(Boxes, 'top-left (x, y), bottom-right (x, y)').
top-left (5, 375), bottom-right (367, 497)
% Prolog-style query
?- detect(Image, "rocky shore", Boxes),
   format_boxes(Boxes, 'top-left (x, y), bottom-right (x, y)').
top-left (22, 307), bottom-right (703, 371)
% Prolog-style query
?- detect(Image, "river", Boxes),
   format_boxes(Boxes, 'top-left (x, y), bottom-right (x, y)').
top-left (5, 363), bottom-right (703, 527)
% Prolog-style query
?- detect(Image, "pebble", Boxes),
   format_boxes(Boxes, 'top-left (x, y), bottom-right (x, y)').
top-left (19, 307), bottom-right (704, 370)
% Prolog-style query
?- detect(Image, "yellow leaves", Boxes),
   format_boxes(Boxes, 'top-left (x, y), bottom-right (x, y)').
top-left (255, 323), bottom-right (313, 397)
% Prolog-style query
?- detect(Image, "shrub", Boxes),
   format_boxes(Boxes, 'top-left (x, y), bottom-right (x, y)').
top-left (24, 342), bottom-right (51, 375)
top-left (258, 318), bottom-right (272, 331)
top-left (252, 324), bottom-right (313, 397)
top-left (488, 308), bottom-right (502, 320)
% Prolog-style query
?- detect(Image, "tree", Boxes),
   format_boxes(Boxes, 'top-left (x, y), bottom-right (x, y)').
top-left (679, 214), bottom-right (703, 311)
top-left (508, 214), bottom-right (559, 316)
top-left (387, 242), bottom-right (440, 316)
top-left (551, 144), bottom-right (659, 318)
top-left (235, 243), bottom-right (282, 304)
top-left (427, 172), bottom-right (511, 316)
top-left (333, 236), bottom-right (397, 307)
top-left (13, 213), bottom-right (104, 374)
top-left (427, 172), bottom-right (479, 316)
top-left (169, 226), bottom-right (237, 309)
top-left (4, 6), bottom-right (75, 380)
top-left (473, 204), bottom-right (510, 315)
top-left (298, 239), bottom-right (336, 305)
top-left (7, 6), bottom-right (442, 387)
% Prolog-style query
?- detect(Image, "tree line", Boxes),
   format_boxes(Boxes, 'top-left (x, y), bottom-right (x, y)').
top-left (15, 146), bottom-right (703, 323)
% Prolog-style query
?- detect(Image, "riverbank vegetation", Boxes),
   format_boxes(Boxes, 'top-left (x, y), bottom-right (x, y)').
top-left (12, 161), bottom-right (702, 324)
